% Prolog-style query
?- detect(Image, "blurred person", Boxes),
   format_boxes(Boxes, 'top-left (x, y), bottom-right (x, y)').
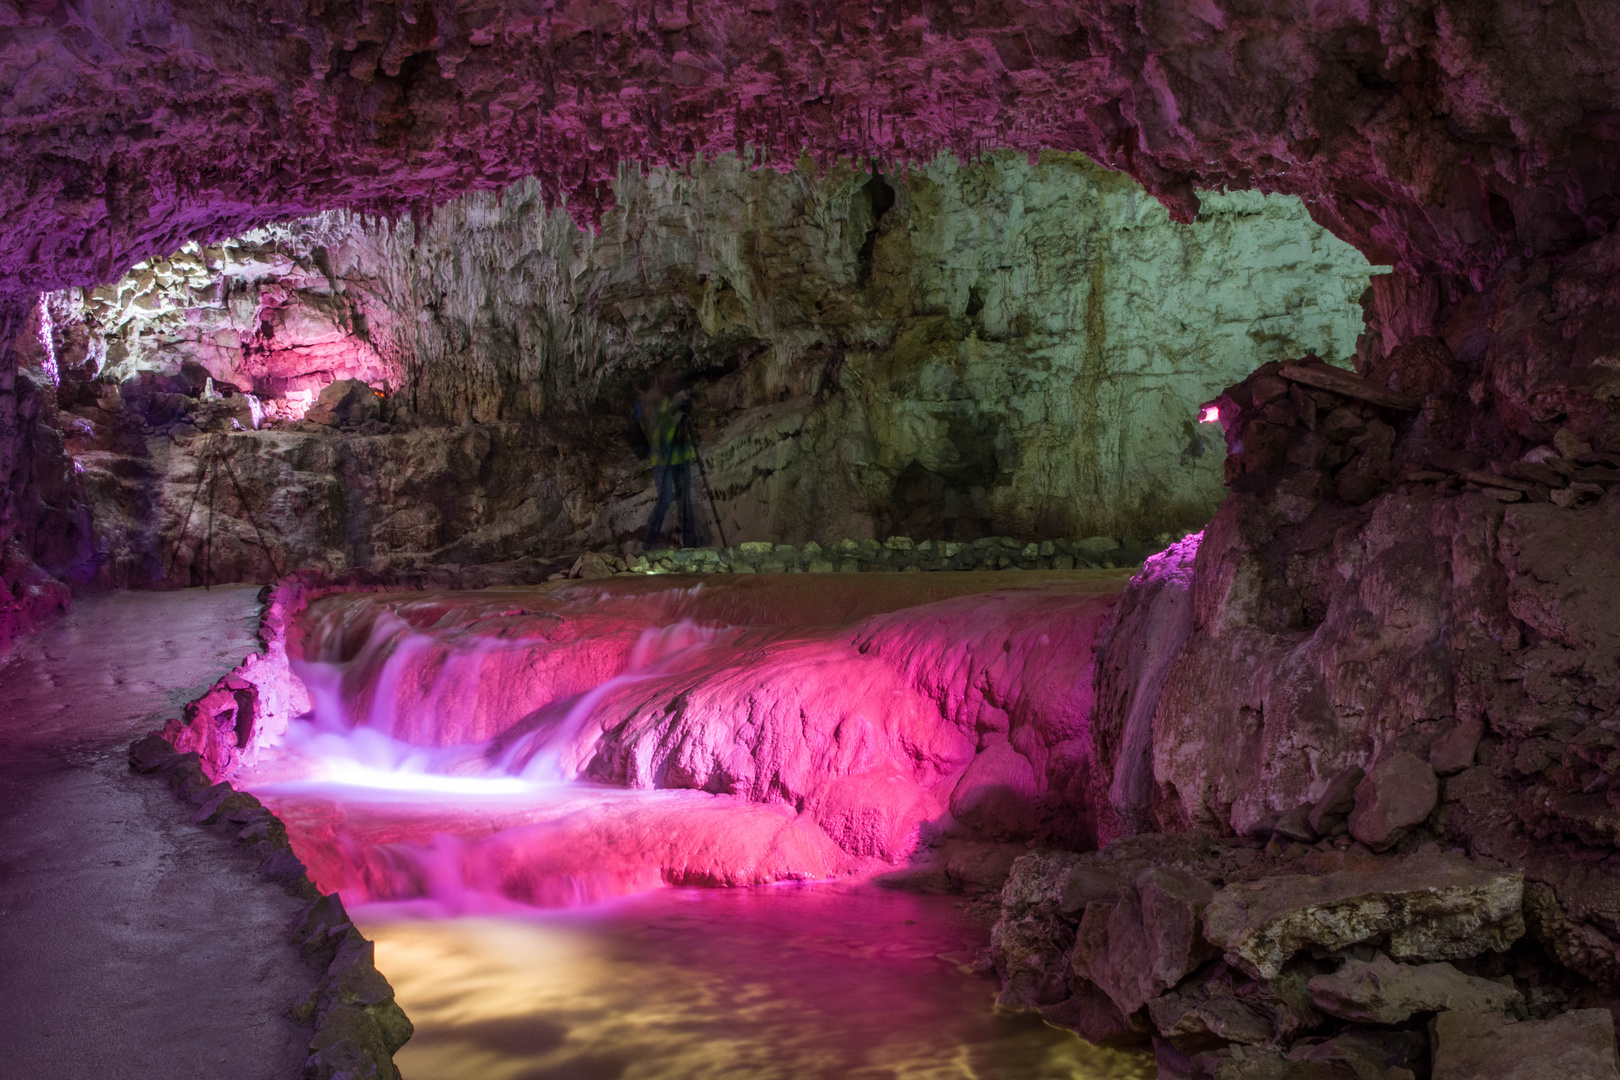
top-left (635, 369), bottom-right (698, 550)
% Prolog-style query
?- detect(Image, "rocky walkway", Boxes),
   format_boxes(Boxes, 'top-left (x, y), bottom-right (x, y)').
top-left (0, 586), bottom-right (319, 1080)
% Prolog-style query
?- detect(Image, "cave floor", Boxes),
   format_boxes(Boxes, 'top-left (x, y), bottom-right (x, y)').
top-left (0, 585), bottom-right (318, 1080)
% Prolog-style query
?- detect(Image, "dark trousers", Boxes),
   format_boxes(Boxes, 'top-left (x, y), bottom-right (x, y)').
top-left (645, 463), bottom-right (697, 549)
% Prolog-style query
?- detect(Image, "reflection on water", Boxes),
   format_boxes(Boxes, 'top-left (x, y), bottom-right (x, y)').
top-left (358, 883), bottom-right (1153, 1080)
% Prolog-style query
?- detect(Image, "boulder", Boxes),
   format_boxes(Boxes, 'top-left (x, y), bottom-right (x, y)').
top-left (1308, 766), bottom-right (1364, 835)
top-left (1038, 982), bottom-right (1151, 1049)
top-left (1273, 804), bottom-right (1316, 843)
top-left (1348, 753), bottom-right (1439, 849)
top-left (1147, 960), bottom-right (1320, 1048)
top-left (1202, 852), bottom-right (1524, 979)
top-left (303, 378), bottom-right (380, 427)
top-left (569, 551), bottom-right (618, 579)
top-left (1073, 866), bottom-right (1220, 1015)
top-left (1306, 952), bottom-right (1522, 1023)
top-left (1432, 1009), bottom-right (1620, 1080)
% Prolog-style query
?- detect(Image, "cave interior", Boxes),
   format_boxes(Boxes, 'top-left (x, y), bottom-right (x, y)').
top-left (6, 3), bottom-right (1620, 1079)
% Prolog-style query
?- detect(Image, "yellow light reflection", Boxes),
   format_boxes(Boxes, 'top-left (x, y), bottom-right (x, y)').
top-left (358, 887), bottom-right (1155, 1080)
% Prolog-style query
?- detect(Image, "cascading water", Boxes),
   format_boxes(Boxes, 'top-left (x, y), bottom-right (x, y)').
top-left (235, 572), bottom-right (1151, 1078)
top-left (277, 616), bottom-right (729, 792)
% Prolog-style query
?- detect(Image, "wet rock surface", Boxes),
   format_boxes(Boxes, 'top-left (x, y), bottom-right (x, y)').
top-left (0, 587), bottom-right (325, 1079)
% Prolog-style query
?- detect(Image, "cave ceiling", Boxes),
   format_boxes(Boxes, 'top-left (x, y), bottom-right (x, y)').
top-left (3, 0), bottom-right (1620, 308)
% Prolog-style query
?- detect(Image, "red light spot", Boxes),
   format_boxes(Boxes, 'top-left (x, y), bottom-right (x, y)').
top-left (1199, 405), bottom-right (1221, 423)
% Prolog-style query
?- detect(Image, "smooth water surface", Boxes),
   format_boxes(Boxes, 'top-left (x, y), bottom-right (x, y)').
top-left (358, 883), bottom-right (1154, 1080)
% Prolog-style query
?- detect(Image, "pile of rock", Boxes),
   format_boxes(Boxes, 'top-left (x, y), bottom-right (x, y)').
top-left (1217, 354), bottom-right (1620, 513)
top-left (563, 534), bottom-right (1179, 580)
top-left (994, 833), bottom-right (1620, 1080)
top-left (1418, 428), bottom-right (1620, 508)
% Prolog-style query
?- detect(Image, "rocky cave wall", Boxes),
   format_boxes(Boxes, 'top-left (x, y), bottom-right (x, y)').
top-left (25, 151), bottom-right (1372, 590)
top-left (1001, 234), bottom-right (1620, 1074)
top-left (6, 0), bottom-right (1620, 652)
top-left (10, 1), bottom-right (1620, 1069)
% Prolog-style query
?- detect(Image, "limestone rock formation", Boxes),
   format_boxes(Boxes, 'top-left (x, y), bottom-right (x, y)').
top-left (34, 153), bottom-right (1372, 591)
top-left (1203, 852), bottom-right (1524, 981)
top-left (8, 4), bottom-right (1620, 1074)
top-left (1306, 952), bottom-right (1521, 1024)
top-left (988, 192), bottom-right (1620, 1070)
top-left (1432, 1009), bottom-right (1620, 1080)
top-left (992, 834), bottom-right (1564, 1077)
top-left (4, 0), bottom-right (1617, 304)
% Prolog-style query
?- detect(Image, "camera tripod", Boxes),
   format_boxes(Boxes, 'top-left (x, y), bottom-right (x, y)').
top-left (167, 435), bottom-right (283, 587)
top-left (675, 413), bottom-right (728, 550)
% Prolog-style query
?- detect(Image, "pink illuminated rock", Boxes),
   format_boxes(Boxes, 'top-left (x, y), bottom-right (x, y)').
top-left (269, 786), bottom-right (854, 908)
top-left (226, 572), bottom-right (1127, 908)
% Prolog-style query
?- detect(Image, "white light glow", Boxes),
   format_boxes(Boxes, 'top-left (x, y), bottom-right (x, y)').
top-left (35, 294), bottom-right (58, 386)
top-left (1199, 404), bottom-right (1221, 423)
top-left (315, 759), bottom-right (535, 796)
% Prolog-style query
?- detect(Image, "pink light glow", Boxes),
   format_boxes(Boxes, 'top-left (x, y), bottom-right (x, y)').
top-left (235, 576), bottom-right (1124, 912)
top-left (1199, 403), bottom-right (1221, 423)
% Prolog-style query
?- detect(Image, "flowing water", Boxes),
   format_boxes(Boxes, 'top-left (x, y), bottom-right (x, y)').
top-left (238, 575), bottom-right (1152, 1079)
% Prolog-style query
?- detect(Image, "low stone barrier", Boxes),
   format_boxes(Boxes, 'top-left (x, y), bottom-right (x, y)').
top-left (129, 734), bottom-right (413, 1080)
top-left (567, 533), bottom-right (1184, 579)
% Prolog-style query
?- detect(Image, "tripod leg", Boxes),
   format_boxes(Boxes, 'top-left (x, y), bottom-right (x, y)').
top-left (203, 452), bottom-right (216, 589)
top-left (168, 454), bottom-right (209, 581)
top-left (694, 452), bottom-right (727, 550)
top-left (223, 455), bottom-right (282, 579)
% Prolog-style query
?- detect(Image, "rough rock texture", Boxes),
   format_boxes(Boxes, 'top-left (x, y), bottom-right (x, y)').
top-left (1072, 863), bottom-right (1219, 1016)
top-left (994, 834), bottom-right (1555, 1076)
top-left (991, 226), bottom-right (1620, 1062)
top-left (7, 0), bottom-right (1620, 657)
top-left (1044, 231), bottom-right (1620, 1002)
top-left (3, 0), bottom-right (1616, 301)
top-left (16, 0), bottom-right (1617, 658)
top-left (1347, 752), bottom-right (1438, 850)
top-left (40, 153), bottom-right (1371, 576)
top-left (1202, 851), bottom-right (1524, 980)
top-left (1305, 952), bottom-right (1521, 1024)
top-left (1432, 1009), bottom-right (1620, 1080)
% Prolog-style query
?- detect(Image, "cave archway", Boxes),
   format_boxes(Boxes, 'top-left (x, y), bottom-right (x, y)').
top-left (9, 5), bottom-right (1620, 1078)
